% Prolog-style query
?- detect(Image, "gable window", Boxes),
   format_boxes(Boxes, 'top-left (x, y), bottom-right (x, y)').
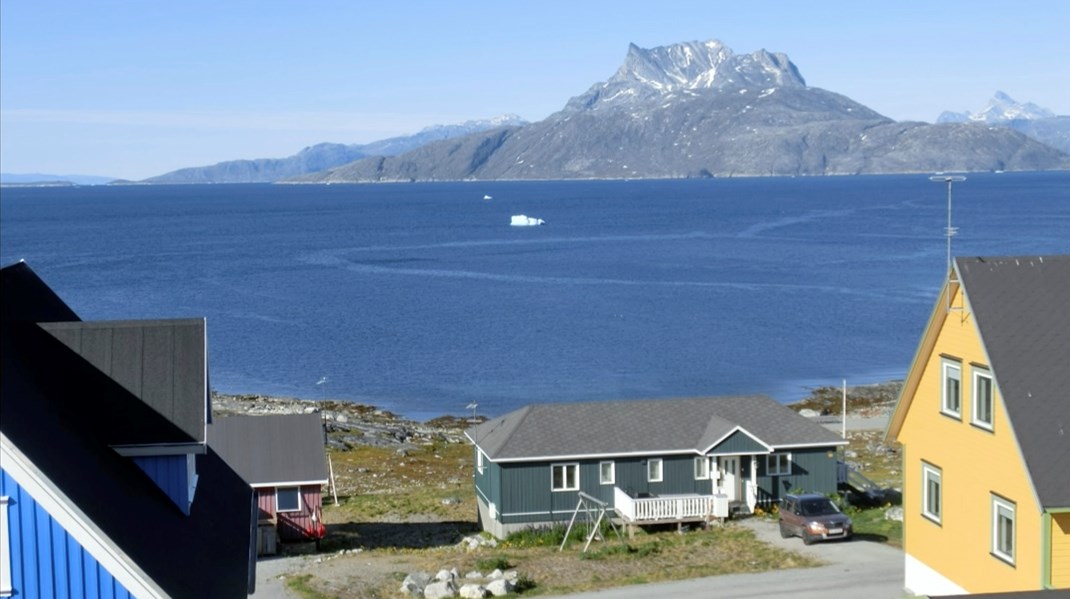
top-left (766, 453), bottom-right (791, 476)
top-left (972, 368), bottom-right (994, 430)
top-left (552, 463), bottom-right (579, 491)
top-left (647, 458), bottom-right (663, 482)
top-left (599, 461), bottom-right (615, 485)
top-left (276, 486), bottom-right (302, 512)
top-left (921, 462), bottom-right (942, 524)
top-left (941, 358), bottom-right (962, 418)
top-left (992, 495), bottom-right (1016, 564)
top-left (694, 457), bottom-right (710, 480)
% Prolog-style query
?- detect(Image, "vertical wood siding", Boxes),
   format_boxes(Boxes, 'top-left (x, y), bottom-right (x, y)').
top-left (754, 448), bottom-right (838, 502)
top-left (258, 486), bottom-right (325, 541)
top-left (1051, 513), bottom-right (1070, 588)
top-left (2, 470), bottom-right (134, 599)
top-left (131, 454), bottom-right (190, 515)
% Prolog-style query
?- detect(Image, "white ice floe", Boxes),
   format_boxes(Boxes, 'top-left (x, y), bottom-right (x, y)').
top-left (510, 214), bottom-right (545, 227)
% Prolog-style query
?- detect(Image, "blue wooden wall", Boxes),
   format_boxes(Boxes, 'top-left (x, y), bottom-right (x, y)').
top-left (2, 469), bottom-right (135, 599)
top-left (131, 454), bottom-right (191, 515)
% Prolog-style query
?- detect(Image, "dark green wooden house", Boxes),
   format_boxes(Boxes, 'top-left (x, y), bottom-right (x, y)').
top-left (465, 395), bottom-right (846, 538)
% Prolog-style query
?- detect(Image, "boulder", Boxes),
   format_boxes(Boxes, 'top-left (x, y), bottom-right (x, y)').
top-left (459, 584), bottom-right (489, 599)
top-left (485, 579), bottom-right (513, 597)
top-left (424, 581), bottom-right (457, 599)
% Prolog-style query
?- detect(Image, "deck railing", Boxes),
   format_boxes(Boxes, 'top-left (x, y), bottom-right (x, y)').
top-left (613, 487), bottom-right (718, 523)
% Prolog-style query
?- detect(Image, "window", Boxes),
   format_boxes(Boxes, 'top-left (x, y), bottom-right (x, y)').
top-left (276, 486), bottom-right (301, 512)
top-left (599, 461), bottom-right (615, 485)
top-left (647, 458), bottom-right (663, 482)
top-left (766, 453), bottom-right (791, 476)
top-left (992, 495), bottom-right (1016, 564)
top-left (921, 463), bottom-right (942, 523)
top-left (972, 368), bottom-right (994, 430)
top-left (552, 463), bottom-right (579, 491)
top-left (942, 358), bottom-right (962, 417)
top-left (694, 457), bottom-right (710, 480)
top-left (476, 450), bottom-right (485, 474)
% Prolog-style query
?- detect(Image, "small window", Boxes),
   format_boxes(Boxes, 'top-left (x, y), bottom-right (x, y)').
top-left (694, 457), bottom-right (710, 480)
top-left (276, 487), bottom-right (301, 512)
top-left (992, 496), bottom-right (1016, 564)
top-left (552, 463), bottom-right (579, 491)
top-left (599, 461), bottom-right (615, 485)
top-left (922, 463), bottom-right (942, 523)
top-left (972, 368), bottom-right (994, 430)
top-left (647, 458), bottom-right (663, 482)
top-left (476, 450), bottom-right (485, 474)
top-left (766, 453), bottom-right (791, 476)
top-left (942, 358), bottom-right (962, 417)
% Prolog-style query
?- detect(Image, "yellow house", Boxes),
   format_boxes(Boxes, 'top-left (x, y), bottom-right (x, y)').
top-left (886, 255), bottom-right (1070, 595)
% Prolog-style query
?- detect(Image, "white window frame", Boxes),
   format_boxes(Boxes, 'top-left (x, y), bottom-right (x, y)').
top-left (599, 461), bottom-right (615, 486)
top-left (941, 358), bottom-right (962, 418)
top-left (694, 456), bottom-right (710, 480)
top-left (921, 463), bottom-right (942, 524)
top-left (992, 495), bottom-right (1016, 564)
top-left (647, 458), bottom-right (663, 483)
top-left (551, 463), bottom-right (579, 492)
top-left (476, 449), bottom-right (485, 474)
top-left (276, 486), bottom-right (302, 513)
top-left (972, 368), bottom-right (994, 430)
top-left (766, 452), bottom-right (792, 476)
top-left (1, 496), bottom-right (10, 597)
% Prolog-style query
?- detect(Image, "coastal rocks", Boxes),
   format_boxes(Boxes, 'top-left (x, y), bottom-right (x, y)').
top-left (399, 568), bottom-right (518, 598)
top-left (458, 534), bottom-right (497, 551)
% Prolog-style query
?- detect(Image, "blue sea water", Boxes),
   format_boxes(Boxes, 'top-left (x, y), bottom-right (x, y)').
top-left (2, 173), bottom-right (1067, 420)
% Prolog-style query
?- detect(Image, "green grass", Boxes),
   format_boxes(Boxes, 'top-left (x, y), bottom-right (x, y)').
top-left (285, 574), bottom-right (337, 599)
top-left (847, 506), bottom-right (903, 547)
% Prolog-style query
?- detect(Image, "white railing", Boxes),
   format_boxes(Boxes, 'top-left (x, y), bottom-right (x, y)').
top-left (613, 488), bottom-right (715, 523)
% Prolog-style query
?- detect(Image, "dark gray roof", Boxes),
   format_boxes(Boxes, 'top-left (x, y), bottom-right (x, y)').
top-left (1, 261), bottom-right (254, 597)
top-left (956, 255), bottom-right (1070, 508)
top-left (467, 395), bottom-right (845, 461)
top-left (40, 319), bottom-right (208, 443)
top-left (208, 414), bottom-right (329, 486)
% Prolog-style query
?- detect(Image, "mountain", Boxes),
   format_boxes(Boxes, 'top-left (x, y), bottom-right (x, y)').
top-left (294, 40), bottom-right (1068, 183)
top-left (938, 92), bottom-right (1070, 154)
top-left (141, 115), bottom-right (527, 184)
top-left (0, 173), bottom-right (117, 186)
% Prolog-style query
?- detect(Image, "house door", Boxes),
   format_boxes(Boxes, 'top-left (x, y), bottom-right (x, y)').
top-left (718, 456), bottom-right (740, 502)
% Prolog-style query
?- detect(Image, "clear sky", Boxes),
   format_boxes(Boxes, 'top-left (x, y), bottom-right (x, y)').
top-left (2, 0), bottom-right (1068, 180)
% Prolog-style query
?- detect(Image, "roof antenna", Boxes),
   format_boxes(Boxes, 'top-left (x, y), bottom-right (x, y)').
top-left (930, 175), bottom-right (966, 312)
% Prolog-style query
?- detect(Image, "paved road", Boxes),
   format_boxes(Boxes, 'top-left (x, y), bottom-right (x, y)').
top-left (547, 518), bottom-right (904, 599)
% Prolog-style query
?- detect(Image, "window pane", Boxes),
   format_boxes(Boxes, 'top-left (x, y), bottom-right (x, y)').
top-left (944, 362), bottom-right (961, 414)
top-left (566, 465), bottom-right (577, 489)
top-left (975, 373), bottom-right (993, 425)
top-left (600, 462), bottom-right (613, 484)
top-left (553, 465), bottom-right (564, 489)
top-left (277, 487), bottom-right (300, 512)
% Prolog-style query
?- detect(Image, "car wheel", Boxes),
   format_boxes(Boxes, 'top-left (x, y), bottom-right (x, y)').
top-left (779, 522), bottom-right (792, 538)
top-left (802, 532), bottom-right (815, 545)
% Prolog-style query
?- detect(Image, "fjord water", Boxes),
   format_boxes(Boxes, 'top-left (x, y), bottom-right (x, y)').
top-left (2, 173), bottom-right (1067, 420)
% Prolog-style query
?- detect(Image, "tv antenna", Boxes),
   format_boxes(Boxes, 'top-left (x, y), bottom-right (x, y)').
top-left (929, 175), bottom-right (966, 312)
top-left (466, 402), bottom-right (479, 420)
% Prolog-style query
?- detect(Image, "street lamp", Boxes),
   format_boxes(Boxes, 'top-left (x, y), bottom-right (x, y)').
top-left (930, 175), bottom-right (966, 312)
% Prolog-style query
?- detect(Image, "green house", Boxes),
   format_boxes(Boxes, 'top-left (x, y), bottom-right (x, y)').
top-left (466, 395), bottom-right (847, 538)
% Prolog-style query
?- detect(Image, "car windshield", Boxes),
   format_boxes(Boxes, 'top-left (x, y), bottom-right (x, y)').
top-left (800, 498), bottom-right (840, 516)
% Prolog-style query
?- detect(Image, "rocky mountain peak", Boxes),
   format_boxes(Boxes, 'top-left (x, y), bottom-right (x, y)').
top-left (565, 39), bottom-right (805, 112)
top-left (938, 91), bottom-right (1056, 123)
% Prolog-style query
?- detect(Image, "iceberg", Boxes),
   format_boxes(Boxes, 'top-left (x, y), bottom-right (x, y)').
top-left (510, 214), bottom-right (545, 227)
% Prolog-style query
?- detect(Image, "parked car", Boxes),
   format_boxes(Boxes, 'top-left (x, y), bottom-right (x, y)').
top-left (778, 493), bottom-right (853, 545)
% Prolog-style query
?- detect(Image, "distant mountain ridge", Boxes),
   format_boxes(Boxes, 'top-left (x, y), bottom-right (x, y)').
top-left (294, 40), bottom-right (1067, 183)
top-left (938, 91), bottom-right (1069, 154)
top-left (1, 173), bottom-right (117, 186)
top-left (141, 115), bottom-right (527, 184)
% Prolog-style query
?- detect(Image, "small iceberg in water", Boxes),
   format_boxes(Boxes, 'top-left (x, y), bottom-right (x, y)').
top-left (510, 214), bottom-right (545, 227)
top-left (483, 194), bottom-right (493, 200)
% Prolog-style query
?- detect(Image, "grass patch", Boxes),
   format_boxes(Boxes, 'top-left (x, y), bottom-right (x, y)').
top-left (285, 574), bottom-right (337, 599)
top-left (847, 506), bottom-right (903, 547)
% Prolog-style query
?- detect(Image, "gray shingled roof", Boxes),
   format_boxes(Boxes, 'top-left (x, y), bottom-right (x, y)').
top-left (467, 395), bottom-right (845, 461)
top-left (957, 255), bottom-right (1070, 508)
top-left (207, 414), bottom-right (329, 486)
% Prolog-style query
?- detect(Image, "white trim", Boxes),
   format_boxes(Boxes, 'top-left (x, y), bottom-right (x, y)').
top-left (904, 552), bottom-right (967, 596)
top-left (647, 458), bottom-right (663, 483)
top-left (921, 462), bottom-right (942, 524)
top-left (499, 509), bottom-right (553, 518)
top-left (0, 433), bottom-right (166, 599)
top-left (770, 440), bottom-right (848, 449)
top-left (940, 358), bottom-right (963, 418)
top-left (991, 495), bottom-right (1016, 564)
top-left (693, 456), bottom-right (710, 480)
top-left (551, 463), bottom-right (579, 492)
top-left (971, 367), bottom-right (994, 430)
top-left (766, 452), bottom-right (792, 476)
top-left (699, 425), bottom-right (774, 454)
top-left (275, 486), bottom-right (303, 513)
top-left (476, 449), bottom-right (485, 474)
top-left (471, 441), bottom-right (843, 464)
top-left (598, 461), bottom-right (615, 485)
top-left (112, 443), bottom-right (206, 457)
top-left (249, 480), bottom-right (328, 489)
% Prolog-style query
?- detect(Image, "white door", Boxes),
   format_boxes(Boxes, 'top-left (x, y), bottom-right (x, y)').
top-left (719, 456), bottom-right (740, 501)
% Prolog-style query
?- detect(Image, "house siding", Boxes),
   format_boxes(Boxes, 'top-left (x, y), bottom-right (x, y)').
top-left (708, 431), bottom-right (767, 454)
top-left (898, 284), bottom-right (1043, 594)
top-left (1, 469), bottom-right (134, 599)
top-left (1051, 513), bottom-right (1070, 588)
top-left (256, 485), bottom-right (323, 542)
top-left (754, 448), bottom-right (838, 503)
top-left (131, 454), bottom-right (191, 515)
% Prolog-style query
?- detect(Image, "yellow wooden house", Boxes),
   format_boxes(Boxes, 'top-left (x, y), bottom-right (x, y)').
top-left (886, 255), bottom-right (1070, 595)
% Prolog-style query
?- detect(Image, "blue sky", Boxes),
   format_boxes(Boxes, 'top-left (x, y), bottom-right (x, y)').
top-left (2, 0), bottom-right (1068, 180)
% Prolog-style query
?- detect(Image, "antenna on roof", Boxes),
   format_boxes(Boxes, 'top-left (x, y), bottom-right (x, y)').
top-left (930, 175), bottom-right (966, 312)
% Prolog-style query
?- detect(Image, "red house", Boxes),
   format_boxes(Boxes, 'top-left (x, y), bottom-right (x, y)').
top-left (208, 414), bottom-right (329, 549)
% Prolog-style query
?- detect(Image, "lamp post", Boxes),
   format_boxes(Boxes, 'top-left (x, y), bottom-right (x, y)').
top-left (929, 175), bottom-right (966, 312)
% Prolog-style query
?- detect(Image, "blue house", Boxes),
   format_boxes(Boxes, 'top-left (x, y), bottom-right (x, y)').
top-left (1, 262), bottom-right (255, 597)
top-left (466, 395), bottom-right (846, 539)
